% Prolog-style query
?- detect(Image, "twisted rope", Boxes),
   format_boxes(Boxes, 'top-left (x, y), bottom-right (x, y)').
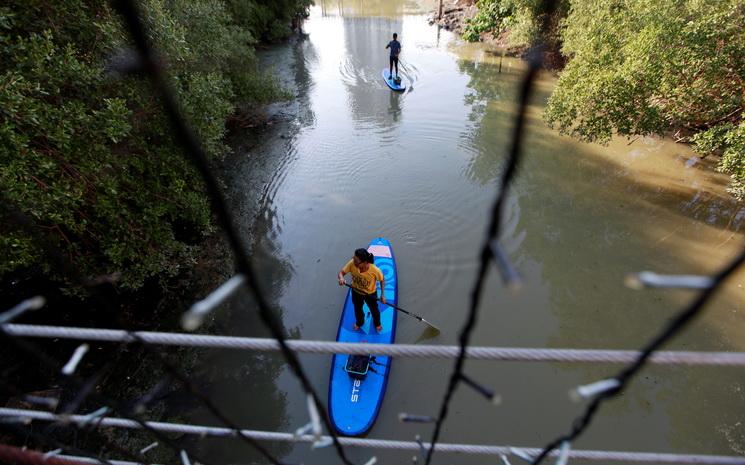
top-left (5, 324), bottom-right (745, 365)
top-left (2, 408), bottom-right (743, 465)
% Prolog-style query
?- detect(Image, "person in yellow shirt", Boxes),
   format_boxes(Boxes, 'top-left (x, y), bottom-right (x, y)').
top-left (337, 248), bottom-right (386, 332)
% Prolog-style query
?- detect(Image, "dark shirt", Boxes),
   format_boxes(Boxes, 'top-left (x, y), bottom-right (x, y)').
top-left (387, 39), bottom-right (401, 57)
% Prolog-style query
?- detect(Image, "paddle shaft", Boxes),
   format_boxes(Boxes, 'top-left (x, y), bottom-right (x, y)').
top-left (398, 57), bottom-right (409, 73)
top-left (343, 283), bottom-right (440, 332)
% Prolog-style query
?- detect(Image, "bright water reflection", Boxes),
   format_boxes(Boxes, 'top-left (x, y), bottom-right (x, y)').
top-left (221, 1), bottom-right (745, 463)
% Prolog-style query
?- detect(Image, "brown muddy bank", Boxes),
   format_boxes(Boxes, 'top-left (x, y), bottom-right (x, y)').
top-left (428, 0), bottom-right (566, 69)
top-left (428, 0), bottom-right (477, 35)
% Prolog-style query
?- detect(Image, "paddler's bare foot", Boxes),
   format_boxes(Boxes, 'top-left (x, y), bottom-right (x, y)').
top-left (353, 324), bottom-right (360, 331)
top-left (376, 325), bottom-right (383, 332)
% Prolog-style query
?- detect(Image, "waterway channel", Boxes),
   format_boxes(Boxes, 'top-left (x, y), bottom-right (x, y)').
top-left (191, 2), bottom-right (745, 463)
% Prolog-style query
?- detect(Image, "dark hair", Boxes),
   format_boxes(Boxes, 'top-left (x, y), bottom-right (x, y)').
top-left (354, 248), bottom-right (374, 264)
top-left (393, 33), bottom-right (398, 39)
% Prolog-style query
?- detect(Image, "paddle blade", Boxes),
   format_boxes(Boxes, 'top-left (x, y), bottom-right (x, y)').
top-left (414, 325), bottom-right (441, 343)
top-left (422, 321), bottom-right (442, 335)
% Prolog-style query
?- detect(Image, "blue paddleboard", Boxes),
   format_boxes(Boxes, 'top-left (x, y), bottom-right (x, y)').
top-left (382, 69), bottom-right (407, 91)
top-left (329, 238), bottom-right (398, 436)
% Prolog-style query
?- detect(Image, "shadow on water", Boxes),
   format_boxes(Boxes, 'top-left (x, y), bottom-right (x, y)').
top-left (182, 150), bottom-right (301, 462)
top-left (184, 232), bottom-right (297, 464)
top-left (183, 32), bottom-right (326, 465)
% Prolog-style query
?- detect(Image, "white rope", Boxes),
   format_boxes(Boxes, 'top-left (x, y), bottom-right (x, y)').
top-left (626, 272), bottom-right (714, 290)
top-left (0, 296), bottom-right (45, 324)
top-left (2, 408), bottom-right (743, 464)
top-left (4, 324), bottom-right (745, 365)
top-left (572, 378), bottom-right (621, 400)
top-left (182, 274), bottom-right (246, 331)
top-left (52, 453), bottom-right (160, 465)
top-left (61, 343), bottom-right (89, 375)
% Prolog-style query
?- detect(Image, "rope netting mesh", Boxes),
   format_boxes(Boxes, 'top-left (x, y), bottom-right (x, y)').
top-left (1, 1), bottom-right (743, 465)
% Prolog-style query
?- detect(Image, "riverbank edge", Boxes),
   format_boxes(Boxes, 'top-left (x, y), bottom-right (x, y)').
top-left (427, 1), bottom-right (530, 58)
top-left (0, 29), bottom-right (306, 465)
top-left (425, 0), bottom-right (737, 186)
top-left (427, 0), bottom-right (566, 70)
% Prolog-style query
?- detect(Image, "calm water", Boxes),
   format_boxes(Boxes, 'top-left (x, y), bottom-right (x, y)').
top-left (193, 1), bottom-right (745, 464)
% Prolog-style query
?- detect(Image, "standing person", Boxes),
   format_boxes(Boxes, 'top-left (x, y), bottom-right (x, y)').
top-left (385, 33), bottom-right (401, 80)
top-left (338, 248), bottom-right (386, 332)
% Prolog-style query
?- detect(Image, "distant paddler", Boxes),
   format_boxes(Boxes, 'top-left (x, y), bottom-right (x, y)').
top-left (385, 32), bottom-right (402, 83)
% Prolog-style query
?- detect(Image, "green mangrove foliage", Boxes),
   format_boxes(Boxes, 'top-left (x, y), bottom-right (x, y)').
top-left (465, 0), bottom-right (744, 198)
top-left (544, 0), bottom-right (744, 198)
top-left (0, 0), bottom-right (308, 290)
top-left (462, 0), bottom-right (515, 43)
top-left (227, 0), bottom-right (313, 43)
top-left (463, 0), bottom-right (567, 46)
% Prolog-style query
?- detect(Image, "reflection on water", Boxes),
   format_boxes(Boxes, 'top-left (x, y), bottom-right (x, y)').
top-left (184, 208), bottom-right (296, 463)
top-left (292, 36), bottom-right (318, 128)
top-left (222, 1), bottom-right (745, 463)
top-left (341, 16), bottom-right (404, 130)
top-left (457, 57), bottom-right (521, 183)
top-left (319, 0), bottom-right (434, 18)
top-left (389, 90), bottom-right (402, 123)
top-left (182, 25), bottom-right (324, 465)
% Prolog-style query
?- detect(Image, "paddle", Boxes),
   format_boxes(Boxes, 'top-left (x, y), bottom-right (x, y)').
top-left (343, 283), bottom-right (441, 333)
top-left (393, 59), bottom-right (413, 92)
top-left (397, 57), bottom-right (410, 74)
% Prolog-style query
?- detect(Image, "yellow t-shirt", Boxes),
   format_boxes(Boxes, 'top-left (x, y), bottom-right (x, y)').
top-left (343, 259), bottom-right (384, 295)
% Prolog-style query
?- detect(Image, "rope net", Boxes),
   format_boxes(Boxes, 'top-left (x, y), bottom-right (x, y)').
top-left (1, 1), bottom-right (743, 465)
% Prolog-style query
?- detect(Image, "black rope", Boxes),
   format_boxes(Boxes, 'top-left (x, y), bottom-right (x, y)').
top-left (3, 2), bottom-right (743, 465)
top-left (0, 195), bottom-right (287, 464)
top-left (0, 379), bottom-right (145, 465)
top-left (422, 17), bottom-right (552, 465)
top-left (58, 341), bottom-right (132, 415)
top-left (2, 155), bottom-right (292, 464)
top-left (125, 335), bottom-right (287, 465)
top-left (109, 1), bottom-right (354, 464)
top-left (0, 327), bottom-right (214, 465)
top-left (530, 247), bottom-right (745, 465)
top-left (0, 413), bottom-right (119, 465)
